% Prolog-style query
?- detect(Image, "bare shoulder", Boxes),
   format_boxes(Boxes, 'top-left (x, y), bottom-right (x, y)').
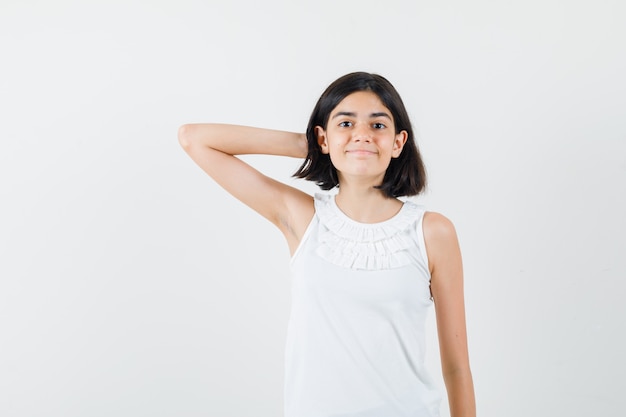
top-left (423, 211), bottom-right (458, 243)
top-left (422, 211), bottom-right (461, 273)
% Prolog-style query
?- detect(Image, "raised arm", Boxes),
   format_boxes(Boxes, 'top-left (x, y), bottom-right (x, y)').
top-left (178, 124), bottom-right (314, 252)
top-left (423, 212), bottom-right (476, 417)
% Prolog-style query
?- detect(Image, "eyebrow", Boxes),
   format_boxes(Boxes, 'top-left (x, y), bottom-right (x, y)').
top-left (331, 111), bottom-right (392, 120)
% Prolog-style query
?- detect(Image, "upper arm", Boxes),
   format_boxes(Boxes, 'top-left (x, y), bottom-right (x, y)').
top-left (178, 124), bottom-right (314, 249)
top-left (423, 212), bottom-right (470, 376)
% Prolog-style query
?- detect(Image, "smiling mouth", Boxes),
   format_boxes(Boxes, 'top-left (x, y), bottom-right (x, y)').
top-left (346, 149), bottom-right (377, 155)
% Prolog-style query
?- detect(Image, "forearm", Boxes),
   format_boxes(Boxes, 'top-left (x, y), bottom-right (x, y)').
top-left (178, 123), bottom-right (307, 158)
top-left (444, 367), bottom-right (476, 417)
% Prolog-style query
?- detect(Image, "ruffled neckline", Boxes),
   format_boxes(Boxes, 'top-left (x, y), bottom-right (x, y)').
top-left (314, 193), bottom-right (423, 270)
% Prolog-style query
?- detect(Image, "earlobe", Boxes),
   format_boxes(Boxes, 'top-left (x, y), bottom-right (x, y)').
top-left (392, 130), bottom-right (408, 158)
top-left (315, 126), bottom-right (329, 154)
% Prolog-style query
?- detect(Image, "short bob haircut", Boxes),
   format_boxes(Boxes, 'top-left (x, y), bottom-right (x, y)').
top-left (293, 72), bottom-right (427, 198)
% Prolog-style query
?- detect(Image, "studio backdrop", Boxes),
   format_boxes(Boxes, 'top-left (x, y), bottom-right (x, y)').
top-left (1, 1), bottom-right (624, 416)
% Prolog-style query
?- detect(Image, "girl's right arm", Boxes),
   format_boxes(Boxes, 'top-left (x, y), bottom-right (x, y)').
top-left (177, 124), bottom-right (314, 253)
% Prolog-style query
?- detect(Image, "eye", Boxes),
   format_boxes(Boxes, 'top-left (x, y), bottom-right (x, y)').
top-left (338, 121), bottom-right (353, 127)
top-left (372, 122), bottom-right (386, 129)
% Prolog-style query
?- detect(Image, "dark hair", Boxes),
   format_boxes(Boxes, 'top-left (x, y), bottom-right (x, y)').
top-left (293, 72), bottom-right (427, 198)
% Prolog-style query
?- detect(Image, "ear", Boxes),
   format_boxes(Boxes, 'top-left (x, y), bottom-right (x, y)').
top-left (315, 126), bottom-right (329, 154)
top-left (392, 130), bottom-right (408, 158)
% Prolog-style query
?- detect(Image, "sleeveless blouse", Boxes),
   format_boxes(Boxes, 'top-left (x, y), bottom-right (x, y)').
top-left (285, 193), bottom-right (441, 417)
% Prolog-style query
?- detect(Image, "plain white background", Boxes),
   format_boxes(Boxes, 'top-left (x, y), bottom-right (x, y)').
top-left (1, 1), bottom-right (625, 416)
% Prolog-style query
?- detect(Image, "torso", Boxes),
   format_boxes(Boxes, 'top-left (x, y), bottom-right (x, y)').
top-left (284, 193), bottom-right (442, 417)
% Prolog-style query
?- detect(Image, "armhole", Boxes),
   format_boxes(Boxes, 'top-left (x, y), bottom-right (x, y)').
top-left (289, 212), bottom-right (316, 266)
top-left (416, 210), bottom-right (431, 280)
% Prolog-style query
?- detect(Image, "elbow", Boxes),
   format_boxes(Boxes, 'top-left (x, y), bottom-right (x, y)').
top-left (177, 123), bottom-right (195, 151)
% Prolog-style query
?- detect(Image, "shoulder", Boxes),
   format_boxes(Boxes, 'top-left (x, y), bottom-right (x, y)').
top-left (423, 211), bottom-right (457, 241)
top-left (311, 192), bottom-right (337, 221)
top-left (313, 192), bottom-right (332, 206)
top-left (422, 211), bottom-right (461, 270)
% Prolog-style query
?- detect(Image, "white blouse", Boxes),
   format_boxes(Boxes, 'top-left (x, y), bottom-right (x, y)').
top-left (285, 193), bottom-right (441, 417)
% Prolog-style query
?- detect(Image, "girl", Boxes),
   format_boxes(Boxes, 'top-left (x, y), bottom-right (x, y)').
top-left (178, 72), bottom-right (475, 417)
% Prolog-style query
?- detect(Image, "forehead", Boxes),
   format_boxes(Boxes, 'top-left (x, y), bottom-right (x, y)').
top-left (331, 91), bottom-right (389, 115)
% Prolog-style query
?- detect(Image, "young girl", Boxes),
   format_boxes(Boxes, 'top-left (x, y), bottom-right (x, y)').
top-left (178, 72), bottom-right (475, 417)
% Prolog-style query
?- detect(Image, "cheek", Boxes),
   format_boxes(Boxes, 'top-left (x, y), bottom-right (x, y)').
top-left (325, 138), bottom-right (342, 153)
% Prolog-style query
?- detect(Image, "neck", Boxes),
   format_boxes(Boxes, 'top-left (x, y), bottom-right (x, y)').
top-left (335, 184), bottom-right (402, 224)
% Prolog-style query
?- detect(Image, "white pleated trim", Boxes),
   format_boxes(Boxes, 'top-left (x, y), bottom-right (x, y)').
top-left (314, 194), bottom-right (422, 270)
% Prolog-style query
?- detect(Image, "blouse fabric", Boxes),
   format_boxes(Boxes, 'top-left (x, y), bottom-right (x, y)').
top-left (285, 193), bottom-right (441, 417)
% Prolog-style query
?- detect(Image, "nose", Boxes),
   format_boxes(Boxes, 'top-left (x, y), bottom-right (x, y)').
top-left (352, 125), bottom-right (372, 142)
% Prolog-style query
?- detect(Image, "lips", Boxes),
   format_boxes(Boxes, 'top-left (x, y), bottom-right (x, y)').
top-left (345, 148), bottom-right (377, 155)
